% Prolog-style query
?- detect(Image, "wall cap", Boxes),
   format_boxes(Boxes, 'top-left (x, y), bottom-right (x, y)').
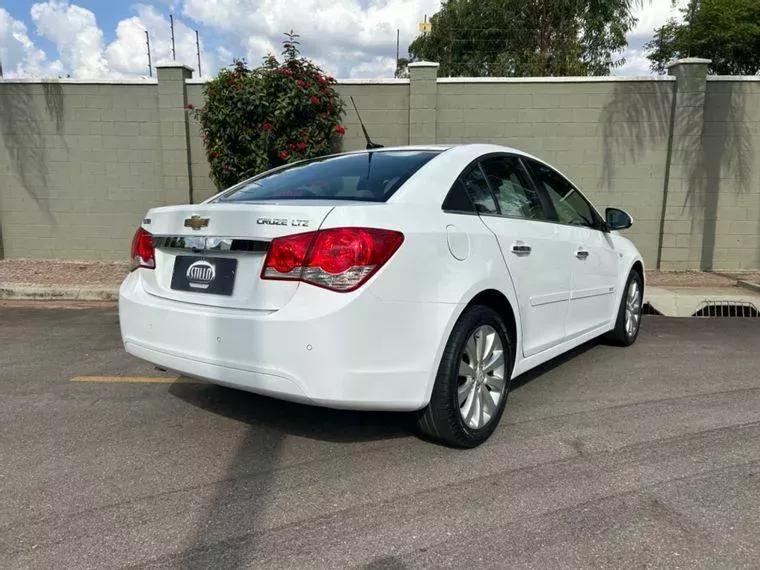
top-left (0, 77), bottom-right (157, 84)
top-left (186, 78), bottom-right (412, 85)
top-left (706, 75), bottom-right (760, 82)
top-left (155, 62), bottom-right (195, 71)
top-left (336, 78), bottom-right (411, 85)
top-left (408, 61), bottom-right (440, 69)
top-left (438, 75), bottom-right (676, 84)
top-left (667, 57), bottom-right (712, 69)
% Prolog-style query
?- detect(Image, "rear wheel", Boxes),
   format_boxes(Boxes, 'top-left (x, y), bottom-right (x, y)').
top-left (604, 270), bottom-right (643, 346)
top-left (417, 305), bottom-right (513, 448)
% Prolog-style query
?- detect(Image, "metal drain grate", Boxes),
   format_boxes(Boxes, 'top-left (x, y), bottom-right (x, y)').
top-left (691, 300), bottom-right (759, 318)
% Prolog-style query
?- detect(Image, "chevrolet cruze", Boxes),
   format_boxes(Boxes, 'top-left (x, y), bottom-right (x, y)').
top-left (119, 144), bottom-right (644, 447)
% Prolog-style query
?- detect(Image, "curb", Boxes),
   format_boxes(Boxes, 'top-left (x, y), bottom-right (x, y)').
top-left (738, 280), bottom-right (760, 294)
top-left (0, 284), bottom-right (118, 302)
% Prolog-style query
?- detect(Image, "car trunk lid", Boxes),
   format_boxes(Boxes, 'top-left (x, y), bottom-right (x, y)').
top-left (140, 202), bottom-right (334, 310)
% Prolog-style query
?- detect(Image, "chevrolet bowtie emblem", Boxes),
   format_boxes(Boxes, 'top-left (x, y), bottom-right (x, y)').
top-left (184, 215), bottom-right (209, 230)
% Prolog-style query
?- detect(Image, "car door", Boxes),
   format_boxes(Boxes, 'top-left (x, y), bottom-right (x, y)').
top-left (526, 159), bottom-right (619, 339)
top-left (458, 155), bottom-right (573, 357)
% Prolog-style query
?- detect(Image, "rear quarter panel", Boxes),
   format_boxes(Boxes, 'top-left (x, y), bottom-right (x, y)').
top-left (321, 203), bottom-right (524, 402)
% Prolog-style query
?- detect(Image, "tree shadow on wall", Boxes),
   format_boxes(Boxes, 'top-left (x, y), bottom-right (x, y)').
top-left (600, 81), bottom-right (753, 269)
top-left (0, 82), bottom-right (66, 214)
top-left (43, 82), bottom-right (66, 137)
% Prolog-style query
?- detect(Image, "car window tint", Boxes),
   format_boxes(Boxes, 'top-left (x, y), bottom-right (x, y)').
top-left (480, 156), bottom-right (547, 220)
top-left (460, 166), bottom-right (498, 214)
top-left (443, 179), bottom-right (475, 213)
top-left (216, 151), bottom-right (440, 203)
top-left (529, 161), bottom-right (598, 228)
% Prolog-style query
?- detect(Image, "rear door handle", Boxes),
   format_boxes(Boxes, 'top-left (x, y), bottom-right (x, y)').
top-left (511, 242), bottom-right (532, 256)
top-left (576, 248), bottom-right (589, 260)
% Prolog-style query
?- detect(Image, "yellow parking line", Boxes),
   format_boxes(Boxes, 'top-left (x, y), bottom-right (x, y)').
top-left (71, 376), bottom-right (203, 384)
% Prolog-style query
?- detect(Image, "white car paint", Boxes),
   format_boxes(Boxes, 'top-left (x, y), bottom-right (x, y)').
top-left (119, 143), bottom-right (644, 411)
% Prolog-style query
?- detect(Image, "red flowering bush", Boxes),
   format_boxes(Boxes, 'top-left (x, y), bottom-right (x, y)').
top-left (188, 32), bottom-right (346, 190)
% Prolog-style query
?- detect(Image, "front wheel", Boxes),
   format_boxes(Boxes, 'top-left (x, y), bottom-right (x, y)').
top-left (604, 270), bottom-right (643, 346)
top-left (416, 305), bottom-right (513, 448)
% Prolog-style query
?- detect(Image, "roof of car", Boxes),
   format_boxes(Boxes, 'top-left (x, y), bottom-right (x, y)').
top-left (347, 143), bottom-right (535, 158)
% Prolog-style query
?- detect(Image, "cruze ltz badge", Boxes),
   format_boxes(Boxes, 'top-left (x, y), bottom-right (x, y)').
top-left (257, 217), bottom-right (309, 227)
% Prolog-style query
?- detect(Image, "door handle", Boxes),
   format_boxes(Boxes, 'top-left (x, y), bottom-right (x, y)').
top-left (575, 248), bottom-right (589, 260)
top-left (511, 242), bottom-right (532, 256)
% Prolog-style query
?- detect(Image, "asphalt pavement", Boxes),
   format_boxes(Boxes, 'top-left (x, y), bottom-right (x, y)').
top-left (1, 304), bottom-right (759, 568)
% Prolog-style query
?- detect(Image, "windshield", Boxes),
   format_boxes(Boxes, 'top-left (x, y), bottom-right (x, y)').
top-left (215, 150), bottom-right (441, 203)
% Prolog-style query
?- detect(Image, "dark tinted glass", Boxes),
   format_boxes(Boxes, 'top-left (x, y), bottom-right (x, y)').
top-left (217, 151), bottom-right (440, 203)
top-left (480, 156), bottom-right (547, 220)
top-left (461, 166), bottom-right (498, 214)
top-left (528, 160), bottom-right (600, 228)
top-left (442, 180), bottom-right (475, 213)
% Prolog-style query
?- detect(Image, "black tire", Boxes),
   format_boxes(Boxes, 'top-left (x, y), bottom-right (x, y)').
top-left (416, 305), bottom-right (513, 448)
top-left (604, 269), bottom-right (643, 346)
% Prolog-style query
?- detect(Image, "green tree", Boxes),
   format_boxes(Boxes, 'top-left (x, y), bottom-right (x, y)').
top-left (646, 0), bottom-right (760, 75)
top-left (408, 0), bottom-right (641, 77)
top-left (188, 32), bottom-right (346, 190)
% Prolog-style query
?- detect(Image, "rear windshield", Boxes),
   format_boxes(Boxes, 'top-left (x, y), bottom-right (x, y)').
top-left (215, 150), bottom-right (440, 203)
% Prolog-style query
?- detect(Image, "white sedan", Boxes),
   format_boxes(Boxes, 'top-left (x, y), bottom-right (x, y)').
top-left (119, 144), bottom-right (644, 447)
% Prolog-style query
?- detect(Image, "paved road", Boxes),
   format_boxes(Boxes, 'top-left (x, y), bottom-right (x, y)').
top-left (1, 305), bottom-right (760, 569)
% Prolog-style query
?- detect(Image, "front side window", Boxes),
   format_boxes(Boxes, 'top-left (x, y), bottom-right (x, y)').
top-left (480, 156), bottom-right (547, 220)
top-left (216, 150), bottom-right (440, 203)
top-left (528, 160), bottom-right (600, 229)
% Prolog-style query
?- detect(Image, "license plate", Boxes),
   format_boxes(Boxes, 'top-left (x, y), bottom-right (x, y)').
top-left (171, 256), bottom-right (237, 295)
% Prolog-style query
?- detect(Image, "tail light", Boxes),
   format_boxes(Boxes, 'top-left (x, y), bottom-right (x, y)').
top-left (130, 227), bottom-right (155, 271)
top-left (262, 227), bottom-right (404, 292)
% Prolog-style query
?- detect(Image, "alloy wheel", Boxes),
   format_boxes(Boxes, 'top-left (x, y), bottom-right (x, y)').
top-left (625, 279), bottom-right (642, 338)
top-left (457, 325), bottom-right (507, 430)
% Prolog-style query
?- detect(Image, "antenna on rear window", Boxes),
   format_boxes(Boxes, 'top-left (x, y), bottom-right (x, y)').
top-left (350, 96), bottom-right (384, 150)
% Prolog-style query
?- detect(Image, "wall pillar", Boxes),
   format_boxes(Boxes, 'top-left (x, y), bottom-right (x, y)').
top-left (156, 63), bottom-right (195, 205)
top-left (658, 57), bottom-right (712, 270)
top-left (408, 61), bottom-right (439, 144)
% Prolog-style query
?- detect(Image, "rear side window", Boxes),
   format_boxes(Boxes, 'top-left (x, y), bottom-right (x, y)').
top-left (442, 180), bottom-right (475, 213)
top-left (216, 151), bottom-right (440, 203)
top-left (461, 166), bottom-right (498, 214)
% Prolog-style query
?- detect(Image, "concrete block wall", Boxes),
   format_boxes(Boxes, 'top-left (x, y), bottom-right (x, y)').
top-left (703, 78), bottom-right (760, 270)
top-left (183, 79), bottom-right (411, 203)
top-left (1, 61), bottom-right (759, 268)
top-left (436, 77), bottom-right (675, 265)
top-left (0, 80), bottom-right (164, 259)
top-left (185, 82), bottom-right (216, 203)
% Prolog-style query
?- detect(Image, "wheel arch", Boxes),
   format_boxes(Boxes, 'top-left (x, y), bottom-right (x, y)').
top-left (422, 284), bottom-right (522, 408)
top-left (631, 259), bottom-right (644, 290)
top-left (464, 289), bottom-right (518, 369)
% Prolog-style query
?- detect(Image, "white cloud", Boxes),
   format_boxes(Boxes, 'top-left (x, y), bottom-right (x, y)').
top-left (615, 0), bottom-right (688, 76)
top-left (0, 7), bottom-right (62, 77)
top-left (105, 4), bottom-right (215, 78)
top-left (181, 0), bottom-right (441, 78)
top-left (1, 0), bottom-right (693, 79)
top-left (630, 0), bottom-right (686, 38)
top-left (615, 49), bottom-right (654, 76)
top-left (31, 1), bottom-right (108, 77)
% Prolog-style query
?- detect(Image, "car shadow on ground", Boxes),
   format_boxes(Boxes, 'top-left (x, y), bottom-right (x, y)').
top-left (163, 338), bottom-right (603, 566)
top-left (168, 338), bottom-right (602, 445)
top-left (509, 339), bottom-right (600, 391)
top-left (169, 381), bottom-right (415, 443)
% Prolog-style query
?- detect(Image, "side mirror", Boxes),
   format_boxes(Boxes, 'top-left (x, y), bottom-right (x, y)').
top-left (605, 207), bottom-right (633, 231)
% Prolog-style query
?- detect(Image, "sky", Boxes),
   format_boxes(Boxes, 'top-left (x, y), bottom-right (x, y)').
top-left (0, 0), bottom-right (687, 80)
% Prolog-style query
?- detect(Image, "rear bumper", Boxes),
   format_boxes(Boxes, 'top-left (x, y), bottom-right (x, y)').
top-left (118, 272), bottom-right (458, 411)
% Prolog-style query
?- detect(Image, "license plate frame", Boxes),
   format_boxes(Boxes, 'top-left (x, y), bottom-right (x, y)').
top-left (170, 256), bottom-right (237, 296)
